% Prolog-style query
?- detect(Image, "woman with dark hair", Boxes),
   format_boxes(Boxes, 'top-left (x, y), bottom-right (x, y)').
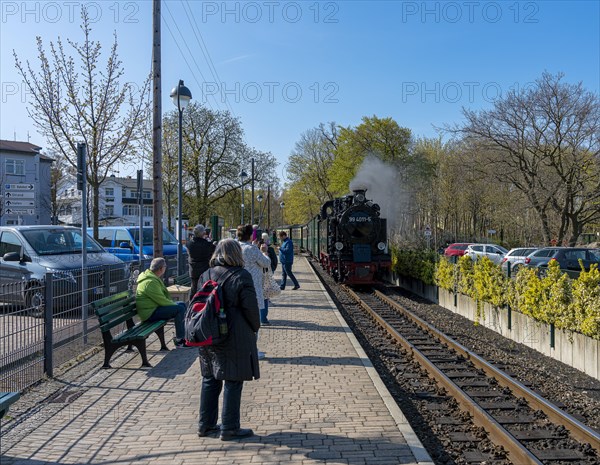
top-left (197, 239), bottom-right (260, 441)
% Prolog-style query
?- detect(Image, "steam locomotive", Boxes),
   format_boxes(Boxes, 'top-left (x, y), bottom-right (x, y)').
top-left (304, 189), bottom-right (391, 285)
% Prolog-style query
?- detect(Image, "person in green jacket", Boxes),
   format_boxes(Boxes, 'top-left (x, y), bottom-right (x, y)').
top-left (136, 257), bottom-right (188, 348)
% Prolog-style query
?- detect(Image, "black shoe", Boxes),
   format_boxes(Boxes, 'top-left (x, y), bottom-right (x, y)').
top-left (220, 428), bottom-right (254, 441)
top-left (280, 286), bottom-right (285, 290)
top-left (198, 425), bottom-right (220, 437)
top-left (292, 285), bottom-right (300, 290)
top-left (261, 320), bottom-right (271, 326)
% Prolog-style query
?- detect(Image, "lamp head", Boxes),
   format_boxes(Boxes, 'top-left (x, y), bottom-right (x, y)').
top-left (170, 79), bottom-right (192, 111)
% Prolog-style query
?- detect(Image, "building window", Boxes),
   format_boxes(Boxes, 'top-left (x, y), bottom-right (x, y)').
top-left (130, 190), bottom-right (138, 199)
top-left (143, 190), bottom-right (151, 199)
top-left (123, 205), bottom-right (138, 216)
top-left (105, 187), bottom-right (115, 201)
top-left (6, 159), bottom-right (25, 175)
top-left (143, 206), bottom-right (153, 217)
top-left (105, 205), bottom-right (114, 216)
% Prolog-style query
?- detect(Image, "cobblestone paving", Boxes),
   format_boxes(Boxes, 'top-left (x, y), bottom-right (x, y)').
top-left (1, 258), bottom-right (428, 465)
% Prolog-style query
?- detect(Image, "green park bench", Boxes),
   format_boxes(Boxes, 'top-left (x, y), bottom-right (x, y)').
top-left (91, 290), bottom-right (169, 369)
top-left (1, 392), bottom-right (20, 418)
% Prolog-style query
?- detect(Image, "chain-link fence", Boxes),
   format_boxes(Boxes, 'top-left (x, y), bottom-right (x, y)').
top-left (0, 255), bottom-right (186, 392)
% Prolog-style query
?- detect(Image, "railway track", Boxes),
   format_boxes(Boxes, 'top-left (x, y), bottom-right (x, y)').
top-left (343, 285), bottom-right (600, 465)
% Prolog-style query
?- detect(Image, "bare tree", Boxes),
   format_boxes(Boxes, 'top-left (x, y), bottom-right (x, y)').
top-left (14, 9), bottom-right (150, 238)
top-left (455, 72), bottom-right (600, 245)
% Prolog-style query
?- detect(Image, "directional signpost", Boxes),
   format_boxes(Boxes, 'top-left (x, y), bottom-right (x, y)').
top-left (5, 191), bottom-right (35, 199)
top-left (5, 183), bottom-right (35, 190)
top-left (3, 184), bottom-right (36, 220)
top-left (5, 199), bottom-right (35, 207)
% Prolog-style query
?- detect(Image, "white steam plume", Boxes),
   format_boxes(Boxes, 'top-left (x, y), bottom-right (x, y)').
top-left (349, 155), bottom-right (414, 234)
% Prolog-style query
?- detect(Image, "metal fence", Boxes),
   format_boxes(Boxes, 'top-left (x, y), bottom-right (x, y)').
top-left (0, 255), bottom-right (183, 392)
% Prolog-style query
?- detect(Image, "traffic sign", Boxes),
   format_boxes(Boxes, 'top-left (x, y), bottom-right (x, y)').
top-left (4, 191), bottom-right (35, 199)
top-left (5, 208), bottom-right (35, 215)
top-left (424, 230), bottom-right (432, 237)
top-left (5, 199), bottom-right (35, 207)
top-left (5, 183), bottom-right (35, 191)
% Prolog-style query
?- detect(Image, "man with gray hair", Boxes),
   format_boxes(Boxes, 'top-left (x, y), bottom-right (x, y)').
top-left (136, 257), bottom-right (188, 349)
top-left (186, 224), bottom-right (216, 298)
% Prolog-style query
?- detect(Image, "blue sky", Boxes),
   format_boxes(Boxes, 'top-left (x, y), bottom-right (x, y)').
top-left (1, 1), bottom-right (599, 180)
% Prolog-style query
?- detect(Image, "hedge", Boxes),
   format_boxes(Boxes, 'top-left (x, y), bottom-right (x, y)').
top-left (429, 255), bottom-right (600, 340)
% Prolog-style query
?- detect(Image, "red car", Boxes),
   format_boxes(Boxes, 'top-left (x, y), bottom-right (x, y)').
top-left (444, 243), bottom-right (472, 257)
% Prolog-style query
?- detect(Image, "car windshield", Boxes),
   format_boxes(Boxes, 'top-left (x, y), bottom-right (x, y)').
top-left (129, 228), bottom-right (178, 246)
top-left (21, 229), bottom-right (104, 255)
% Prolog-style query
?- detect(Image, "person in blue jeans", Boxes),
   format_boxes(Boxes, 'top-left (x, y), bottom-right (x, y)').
top-left (278, 231), bottom-right (300, 290)
top-left (136, 257), bottom-right (188, 349)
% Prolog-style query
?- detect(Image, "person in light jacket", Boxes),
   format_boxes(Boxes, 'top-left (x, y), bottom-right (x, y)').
top-left (197, 239), bottom-right (260, 441)
top-left (237, 224), bottom-right (272, 328)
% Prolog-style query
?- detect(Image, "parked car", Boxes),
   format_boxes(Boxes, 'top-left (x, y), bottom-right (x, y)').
top-left (524, 247), bottom-right (600, 278)
top-left (91, 227), bottom-right (185, 262)
top-left (443, 243), bottom-right (473, 258)
top-left (500, 247), bottom-right (539, 275)
top-left (0, 226), bottom-right (129, 316)
top-left (463, 244), bottom-right (508, 264)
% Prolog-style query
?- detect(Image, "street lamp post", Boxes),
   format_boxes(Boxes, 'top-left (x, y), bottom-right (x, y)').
top-left (257, 194), bottom-right (263, 227)
top-left (280, 201), bottom-right (285, 227)
top-left (170, 79), bottom-right (192, 276)
top-left (240, 169), bottom-right (248, 224)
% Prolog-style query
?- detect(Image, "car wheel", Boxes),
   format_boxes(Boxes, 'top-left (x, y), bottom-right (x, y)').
top-left (26, 287), bottom-right (45, 318)
top-left (538, 267), bottom-right (548, 278)
top-left (511, 264), bottom-right (521, 274)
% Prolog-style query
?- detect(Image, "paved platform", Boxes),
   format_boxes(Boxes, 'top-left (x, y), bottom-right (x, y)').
top-left (1, 257), bottom-right (433, 465)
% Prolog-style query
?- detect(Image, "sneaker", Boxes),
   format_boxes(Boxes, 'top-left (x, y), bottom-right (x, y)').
top-left (292, 285), bottom-right (300, 290)
top-left (261, 320), bottom-right (271, 326)
top-left (258, 351), bottom-right (266, 360)
top-left (279, 286), bottom-right (285, 290)
top-left (198, 425), bottom-right (220, 437)
top-left (220, 428), bottom-right (254, 441)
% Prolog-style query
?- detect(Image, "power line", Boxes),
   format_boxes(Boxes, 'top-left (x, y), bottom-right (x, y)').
top-left (162, 2), bottom-right (219, 111)
top-left (182, 0), bottom-right (236, 117)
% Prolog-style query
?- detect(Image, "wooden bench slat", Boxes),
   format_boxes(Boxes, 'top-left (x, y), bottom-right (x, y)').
top-left (92, 295), bottom-right (135, 317)
top-left (98, 302), bottom-right (137, 325)
top-left (114, 320), bottom-right (167, 343)
top-left (99, 311), bottom-right (138, 333)
top-left (1, 391), bottom-right (20, 418)
top-left (91, 290), bottom-right (131, 309)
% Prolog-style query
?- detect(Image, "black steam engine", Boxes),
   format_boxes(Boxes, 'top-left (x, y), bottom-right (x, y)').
top-left (305, 189), bottom-right (391, 284)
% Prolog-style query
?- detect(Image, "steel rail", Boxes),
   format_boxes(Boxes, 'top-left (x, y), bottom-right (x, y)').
top-left (373, 289), bottom-right (600, 452)
top-left (344, 285), bottom-right (545, 465)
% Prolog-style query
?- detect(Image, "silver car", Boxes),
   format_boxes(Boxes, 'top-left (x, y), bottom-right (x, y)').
top-left (0, 226), bottom-right (128, 316)
top-left (463, 244), bottom-right (508, 264)
top-left (500, 247), bottom-right (539, 275)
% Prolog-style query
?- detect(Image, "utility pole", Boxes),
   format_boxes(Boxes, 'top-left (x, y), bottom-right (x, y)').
top-left (152, 0), bottom-right (163, 257)
top-left (250, 157), bottom-right (255, 225)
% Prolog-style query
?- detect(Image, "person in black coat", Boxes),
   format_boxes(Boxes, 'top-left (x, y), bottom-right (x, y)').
top-left (186, 224), bottom-right (216, 299)
top-left (197, 238), bottom-right (260, 441)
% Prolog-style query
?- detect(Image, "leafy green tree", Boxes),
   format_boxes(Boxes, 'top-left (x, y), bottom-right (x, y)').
top-left (328, 116), bottom-right (412, 195)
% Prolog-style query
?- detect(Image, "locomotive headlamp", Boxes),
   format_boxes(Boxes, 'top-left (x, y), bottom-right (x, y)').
top-left (377, 242), bottom-right (386, 251)
top-left (355, 193), bottom-right (365, 203)
top-left (335, 242), bottom-right (344, 251)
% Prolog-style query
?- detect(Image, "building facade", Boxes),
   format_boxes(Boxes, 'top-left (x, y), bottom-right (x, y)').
top-left (0, 140), bottom-right (53, 226)
top-left (57, 174), bottom-right (156, 227)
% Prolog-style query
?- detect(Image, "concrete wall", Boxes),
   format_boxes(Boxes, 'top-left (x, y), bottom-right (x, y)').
top-left (392, 275), bottom-right (600, 381)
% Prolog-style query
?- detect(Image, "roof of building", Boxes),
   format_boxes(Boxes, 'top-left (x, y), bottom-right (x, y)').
top-left (0, 140), bottom-right (54, 161)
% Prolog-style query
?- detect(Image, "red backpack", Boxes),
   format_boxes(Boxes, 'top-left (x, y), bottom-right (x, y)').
top-left (184, 269), bottom-right (239, 346)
